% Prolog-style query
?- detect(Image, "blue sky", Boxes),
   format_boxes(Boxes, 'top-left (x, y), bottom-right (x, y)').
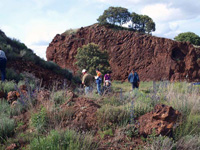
top-left (1, 0), bottom-right (200, 59)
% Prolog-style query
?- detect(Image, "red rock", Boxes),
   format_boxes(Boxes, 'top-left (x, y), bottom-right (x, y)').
top-left (6, 143), bottom-right (17, 150)
top-left (19, 85), bottom-right (27, 91)
top-left (46, 24), bottom-right (199, 82)
top-left (7, 91), bottom-right (18, 103)
top-left (11, 101), bottom-right (18, 108)
top-left (138, 104), bottom-right (181, 136)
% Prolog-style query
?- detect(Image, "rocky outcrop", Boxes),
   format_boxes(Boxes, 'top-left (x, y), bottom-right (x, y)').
top-left (46, 24), bottom-right (200, 81)
top-left (137, 104), bottom-right (181, 136)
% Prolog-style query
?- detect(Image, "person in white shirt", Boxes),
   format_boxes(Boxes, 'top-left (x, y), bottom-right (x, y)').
top-left (0, 46), bottom-right (7, 81)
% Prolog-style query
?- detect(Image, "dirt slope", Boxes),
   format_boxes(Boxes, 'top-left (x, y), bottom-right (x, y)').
top-left (46, 24), bottom-right (200, 81)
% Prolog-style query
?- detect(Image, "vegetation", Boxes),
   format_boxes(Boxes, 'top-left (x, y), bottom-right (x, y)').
top-left (174, 32), bottom-right (200, 46)
top-left (97, 6), bottom-right (156, 34)
top-left (0, 77), bottom-right (200, 149)
top-left (30, 129), bottom-right (98, 150)
top-left (0, 30), bottom-right (73, 81)
top-left (75, 43), bottom-right (110, 75)
top-left (0, 100), bottom-right (15, 142)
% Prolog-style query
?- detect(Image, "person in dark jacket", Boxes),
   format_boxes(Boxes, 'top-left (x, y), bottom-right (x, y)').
top-left (128, 69), bottom-right (140, 90)
top-left (0, 47), bottom-right (7, 81)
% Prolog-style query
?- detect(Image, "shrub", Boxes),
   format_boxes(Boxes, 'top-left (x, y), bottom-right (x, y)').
top-left (6, 68), bottom-right (23, 82)
top-left (51, 90), bottom-right (66, 106)
top-left (29, 129), bottom-right (98, 150)
top-left (96, 105), bottom-right (130, 129)
top-left (173, 115), bottom-right (200, 140)
top-left (0, 100), bottom-right (15, 142)
top-left (176, 135), bottom-right (200, 150)
top-left (0, 80), bottom-right (16, 94)
top-left (0, 116), bottom-right (15, 142)
top-left (144, 135), bottom-right (174, 150)
top-left (75, 43), bottom-right (110, 75)
top-left (31, 107), bottom-right (48, 133)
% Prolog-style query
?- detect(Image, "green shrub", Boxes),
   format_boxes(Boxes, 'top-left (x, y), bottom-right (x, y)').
top-left (0, 80), bottom-right (16, 94)
top-left (6, 68), bottom-right (23, 82)
top-left (30, 129), bottom-right (98, 150)
top-left (173, 115), bottom-right (200, 140)
top-left (99, 128), bottom-right (113, 139)
top-left (31, 107), bottom-right (48, 133)
top-left (176, 135), bottom-right (200, 150)
top-left (0, 116), bottom-right (15, 142)
top-left (75, 43), bottom-right (110, 75)
top-left (0, 101), bottom-right (15, 142)
top-left (144, 135), bottom-right (174, 150)
top-left (96, 105), bottom-right (130, 129)
top-left (0, 100), bottom-right (11, 117)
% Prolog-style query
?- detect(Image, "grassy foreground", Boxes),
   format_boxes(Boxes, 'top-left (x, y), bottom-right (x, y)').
top-left (0, 80), bottom-right (199, 150)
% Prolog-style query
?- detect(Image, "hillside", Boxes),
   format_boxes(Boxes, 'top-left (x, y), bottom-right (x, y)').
top-left (0, 30), bottom-right (74, 87)
top-left (46, 24), bottom-right (200, 82)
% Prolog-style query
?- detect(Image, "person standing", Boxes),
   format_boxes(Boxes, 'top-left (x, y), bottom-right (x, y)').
top-left (95, 68), bottom-right (102, 95)
top-left (82, 69), bottom-right (93, 94)
top-left (0, 47), bottom-right (7, 81)
top-left (128, 69), bottom-right (140, 90)
top-left (104, 71), bottom-right (111, 87)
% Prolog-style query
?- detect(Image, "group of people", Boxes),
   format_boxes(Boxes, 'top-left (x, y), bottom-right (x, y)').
top-left (81, 68), bottom-right (140, 95)
top-left (81, 68), bottom-right (112, 95)
top-left (0, 47), bottom-right (140, 92)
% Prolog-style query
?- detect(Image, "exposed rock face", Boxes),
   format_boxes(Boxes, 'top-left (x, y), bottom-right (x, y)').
top-left (138, 104), bottom-right (181, 136)
top-left (46, 24), bottom-right (200, 81)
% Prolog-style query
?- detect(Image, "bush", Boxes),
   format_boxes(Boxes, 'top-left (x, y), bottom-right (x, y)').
top-left (0, 116), bottom-right (15, 142)
top-left (173, 115), bottom-right (200, 140)
top-left (0, 100), bottom-right (15, 142)
top-left (174, 32), bottom-right (200, 46)
top-left (75, 43), bottom-right (110, 75)
top-left (31, 107), bottom-right (48, 133)
top-left (176, 135), bottom-right (200, 150)
top-left (29, 129), bottom-right (98, 150)
top-left (144, 136), bottom-right (174, 150)
top-left (96, 105), bottom-right (130, 129)
top-left (0, 80), bottom-right (16, 94)
top-left (51, 90), bottom-right (66, 106)
top-left (6, 68), bottom-right (23, 82)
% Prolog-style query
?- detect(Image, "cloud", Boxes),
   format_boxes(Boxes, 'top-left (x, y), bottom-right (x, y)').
top-left (141, 3), bottom-right (183, 22)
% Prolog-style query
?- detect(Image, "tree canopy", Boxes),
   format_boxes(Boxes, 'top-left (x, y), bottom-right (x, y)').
top-left (174, 32), bottom-right (200, 46)
top-left (97, 6), bottom-right (156, 34)
top-left (75, 43), bottom-right (110, 75)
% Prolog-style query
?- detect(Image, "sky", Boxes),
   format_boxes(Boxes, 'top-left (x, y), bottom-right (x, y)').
top-left (0, 0), bottom-right (200, 59)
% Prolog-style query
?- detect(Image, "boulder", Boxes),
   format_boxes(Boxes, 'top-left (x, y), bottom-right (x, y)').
top-left (7, 91), bottom-right (19, 103)
top-left (138, 104), bottom-right (181, 136)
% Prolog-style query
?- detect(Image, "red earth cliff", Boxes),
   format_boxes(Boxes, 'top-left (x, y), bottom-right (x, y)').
top-left (46, 24), bottom-right (200, 81)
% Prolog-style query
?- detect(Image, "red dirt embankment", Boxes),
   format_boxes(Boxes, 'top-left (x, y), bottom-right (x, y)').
top-left (46, 24), bottom-right (199, 82)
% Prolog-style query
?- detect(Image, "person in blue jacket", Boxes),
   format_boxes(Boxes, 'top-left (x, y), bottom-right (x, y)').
top-left (95, 68), bottom-right (102, 95)
top-left (128, 69), bottom-right (140, 90)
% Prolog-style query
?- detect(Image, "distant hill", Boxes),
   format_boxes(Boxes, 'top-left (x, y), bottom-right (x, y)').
top-left (46, 24), bottom-right (200, 82)
top-left (0, 30), bottom-right (74, 87)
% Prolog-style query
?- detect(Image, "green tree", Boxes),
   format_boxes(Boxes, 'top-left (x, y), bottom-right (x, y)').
top-left (138, 15), bottom-right (155, 34)
top-left (97, 6), bottom-right (130, 26)
top-left (75, 43), bottom-right (110, 75)
top-left (130, 12), bottom-right (141, 30)
top-left (174, 32), bottom-right (200, 46)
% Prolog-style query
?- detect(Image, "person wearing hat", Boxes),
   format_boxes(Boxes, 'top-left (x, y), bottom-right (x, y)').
top-left (82, 69), bottom-right (94, 94)
top-left (0, 46), bottom-right (7, 81)
top-left (128, 69), bottom-right (140, 90)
